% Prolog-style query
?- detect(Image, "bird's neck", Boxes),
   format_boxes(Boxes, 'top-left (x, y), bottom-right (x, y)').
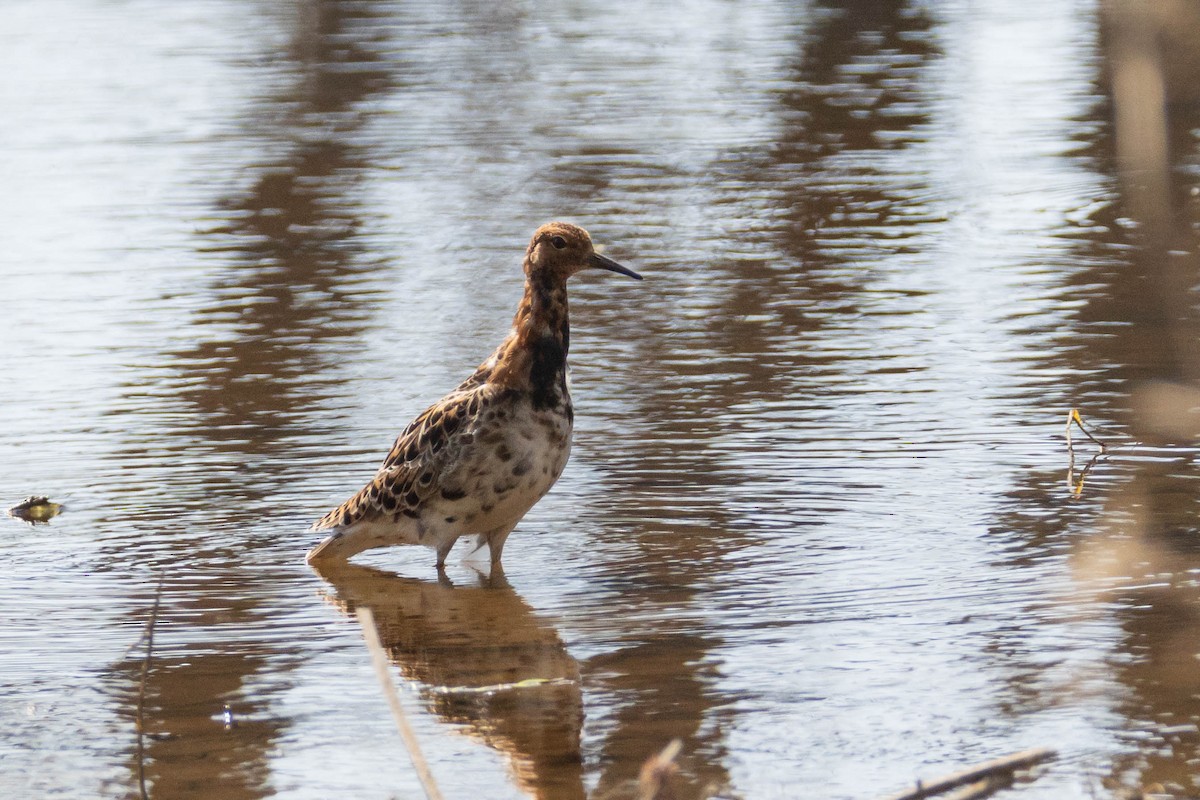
top-left (480, 272), bottom-right (571, 408)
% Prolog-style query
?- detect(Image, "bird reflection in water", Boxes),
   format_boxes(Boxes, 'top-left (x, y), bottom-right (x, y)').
top-left (311, 562), bottom-right (585, 800)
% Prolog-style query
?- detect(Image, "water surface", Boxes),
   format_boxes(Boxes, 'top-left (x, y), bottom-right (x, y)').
top-left (3, 1), bottom-right (1200, 798)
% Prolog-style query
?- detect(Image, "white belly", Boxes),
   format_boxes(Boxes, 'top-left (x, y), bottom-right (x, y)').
top-left (453, 403), bottom-right (573, 533)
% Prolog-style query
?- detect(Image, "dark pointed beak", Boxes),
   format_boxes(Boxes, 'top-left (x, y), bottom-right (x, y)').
top-left (589, 251), bottom-right (642, 280)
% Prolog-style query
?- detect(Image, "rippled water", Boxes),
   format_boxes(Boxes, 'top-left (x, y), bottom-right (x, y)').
top-left (4, 1), bottom-right (1200, 798)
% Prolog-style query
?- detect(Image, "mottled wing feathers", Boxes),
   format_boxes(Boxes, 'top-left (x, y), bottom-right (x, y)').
top-left (311, 386), bottom-right (487, 531)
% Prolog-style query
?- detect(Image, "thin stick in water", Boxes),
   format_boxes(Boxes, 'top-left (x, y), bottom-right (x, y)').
top-left (637, 739), bottom-right (682, 800)
top-left (1066, 408), bottom-right (1109, 452)
top-left (355, 607), bottom-right (445, 800)
top-left (878, 747), bottom-right (1056, 800)
top-left (135, 574), bottom-right (164, 800)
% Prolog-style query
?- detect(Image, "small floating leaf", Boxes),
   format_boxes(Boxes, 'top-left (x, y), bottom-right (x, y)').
top-left (7, 496), bottom-right (63, 523)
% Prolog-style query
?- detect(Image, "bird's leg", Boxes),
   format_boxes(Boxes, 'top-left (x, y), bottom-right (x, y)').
top-left (485, 561), bottom-right (509, 586)
top-left (435, 537), bottom-right (456, 568)
top-left (485, 524), bottom-right (517, 565)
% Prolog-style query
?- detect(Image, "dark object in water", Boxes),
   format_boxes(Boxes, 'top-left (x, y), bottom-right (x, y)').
top-left (7, 496), bottom-right (63, 523)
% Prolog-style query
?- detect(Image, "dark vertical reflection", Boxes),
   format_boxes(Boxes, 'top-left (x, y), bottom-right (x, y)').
top-left (103, 2), bottom-right (399, 797)
top-left (1090, 1), bottom-right (1200, 794)
top-left (709, 0), bottom-right (938, 367)
top-left (983, 2), bottom-right (1200, 796)
top-left (1095, 471), bottom-right (1200, 798)
top-left (172, 4), bottom-right (394, 454)
top-left (584, 635), bottom-right (728, 799)
top-left (313, 563), bottom-right (585, 800)
top-left (552, 2), bottom-right (939, 795)
top-left (1050, 1), bottom-right (1200, 410)
top-left (109, 648), bottom-right (277, 800)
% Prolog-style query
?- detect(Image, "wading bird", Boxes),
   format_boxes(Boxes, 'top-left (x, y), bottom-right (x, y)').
top-left (307, 222), bottom-right (641, 569)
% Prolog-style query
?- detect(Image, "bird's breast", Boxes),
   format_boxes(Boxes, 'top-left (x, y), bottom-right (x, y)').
top-left (437, 394), bottom-right (573, 532)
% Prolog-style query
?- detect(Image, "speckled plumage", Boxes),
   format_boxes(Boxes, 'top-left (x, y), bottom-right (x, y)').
top-left (307, 222), bottom-right (641, 568)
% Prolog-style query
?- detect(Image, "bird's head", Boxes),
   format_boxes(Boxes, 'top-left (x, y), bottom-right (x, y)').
top-left (524, 222), bottom-right (642, 283)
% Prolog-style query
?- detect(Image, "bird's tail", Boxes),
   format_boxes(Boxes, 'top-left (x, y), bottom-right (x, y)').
top-left (306, 526), bottom-right (377, 564)
top-left (306, 516), bottom-right (428, 564)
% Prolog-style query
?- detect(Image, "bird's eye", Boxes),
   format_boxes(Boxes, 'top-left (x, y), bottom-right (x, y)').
top-left (550, 236), bottom-right (567, 250)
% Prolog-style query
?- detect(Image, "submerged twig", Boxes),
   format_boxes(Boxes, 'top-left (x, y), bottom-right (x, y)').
top-left (938, 777), bottom-right (998, 800)
top-left (1068, 452), bottom-right (1104, 497)
top-left (592, 739), bottom-right (727, 800)
top-left (637, 739), bottom-right (683, 800)
top-left (878, 747), bottom-right (1055, 800)
top-left (355, 607), bottom-right (445, 800)
top-left (135, 574), bottom-right (165, 800)
top-left (1066, 408), bottom-right (1110, 454)
top-left (1065, 409), bottom-right (1116, 496)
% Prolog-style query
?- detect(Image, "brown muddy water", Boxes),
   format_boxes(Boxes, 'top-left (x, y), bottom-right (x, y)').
top-left (4, 1), bottom-right (1200, 798)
